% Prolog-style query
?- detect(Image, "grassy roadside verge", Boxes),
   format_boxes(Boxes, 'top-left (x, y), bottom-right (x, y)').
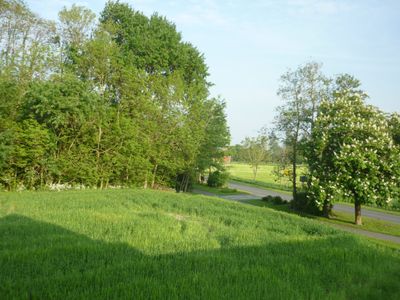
top-left (362, 237), bottom-right (400, 250)
top-left (245, 200), bottom-right (400, 238)
top-left (229, 178), bottom-right (292, 194)
top-left (192, 183), bottom-right (250, 195)
top-left (190, 183), bottom-right (400, 245)
top-left (336, 201), bottom-right (400, 216)
top-left (231, 178), bottom-right (400, 213)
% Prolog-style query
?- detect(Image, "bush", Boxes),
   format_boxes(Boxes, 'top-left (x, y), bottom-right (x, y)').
top-left (262, 195), bottom-right (287, 205)
top-left (291, 191), bottom-right (322, 215)
top-left (207, 171), bottom-right (228, 188)
top-left (391, 200), bottom-right (400, 211)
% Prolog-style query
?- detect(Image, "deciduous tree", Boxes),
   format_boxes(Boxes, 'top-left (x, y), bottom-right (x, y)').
top-left (241, 129), bottom-right (268, 181)
top-left (275, 61), bottom-right (330, 198)
top-left (309, 93), bottom-right (399, 224)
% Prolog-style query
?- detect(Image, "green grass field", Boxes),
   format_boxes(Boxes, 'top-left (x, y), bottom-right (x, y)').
top-left (226, 163), bottom-right (307, 192)
top-left (1, 189), bottom-right (400, 299)
top-left (227, 163), bottom-right (285, 184)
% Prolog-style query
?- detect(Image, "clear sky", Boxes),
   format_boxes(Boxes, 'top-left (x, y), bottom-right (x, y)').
top-left (26, 0), bottom-right (400, 144)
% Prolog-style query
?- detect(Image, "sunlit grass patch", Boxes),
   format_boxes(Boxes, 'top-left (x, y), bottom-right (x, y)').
top-left (0, 189), bottom-right (399, 299)
top-left (227, 163), bottom-right (307, 192)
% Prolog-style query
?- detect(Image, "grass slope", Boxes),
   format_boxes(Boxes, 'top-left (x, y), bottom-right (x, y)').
top-left (1, 189), bottom-right (399, 299)
top-left (246, 200), bottom-right (400, 238)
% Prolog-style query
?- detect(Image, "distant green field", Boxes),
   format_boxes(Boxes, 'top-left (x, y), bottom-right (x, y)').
top-left (226, 163), bottom-right (307, 191)
top-left (1, 189), bottom-right (399, 299)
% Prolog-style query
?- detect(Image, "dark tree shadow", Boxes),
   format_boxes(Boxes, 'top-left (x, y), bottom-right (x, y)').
top-left (244, 200), bottom-right (358, 225)
top-left (0, 214), bottom-right (399, 299)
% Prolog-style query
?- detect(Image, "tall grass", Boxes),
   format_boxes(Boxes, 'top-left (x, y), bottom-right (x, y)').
top-left (1, 189), bottom-right (399, 299)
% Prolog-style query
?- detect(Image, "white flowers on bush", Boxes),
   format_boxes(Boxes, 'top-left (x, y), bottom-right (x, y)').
top-left (308, 93), bottom-right (400, 208)
top-left (46, 183), bottom-right (123, 191)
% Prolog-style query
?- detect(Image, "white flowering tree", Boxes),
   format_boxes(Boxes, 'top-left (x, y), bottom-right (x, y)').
top-left (308, 93), bottom-right (400, 225)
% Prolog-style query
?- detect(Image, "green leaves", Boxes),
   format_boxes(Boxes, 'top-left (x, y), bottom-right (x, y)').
top-left (241, 131), bottom-right (268, 181)
top-left (0, 1), bottom-right (230, 190)
top-left (308, 92), bottom-right (399, 211)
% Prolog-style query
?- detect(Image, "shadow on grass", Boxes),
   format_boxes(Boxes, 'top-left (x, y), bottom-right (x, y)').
top-left (244, 200), bottom-right (400, 243)
top-left (1, 214), bottom-right (399, 299)
top-left (243, 200), bottom-right (306, 216)
top-left (245, 200), bottom-right (357, 225)
top-left (326, 215), bottom-right (356, 226)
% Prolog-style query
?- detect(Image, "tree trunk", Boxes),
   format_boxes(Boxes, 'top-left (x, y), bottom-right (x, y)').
top-left (292, 143), bottom-right (297, 200)
top-left (179, 174), bottom-right (187, 192)
top-left (323, 200), bottom-right (330, 218)
top-left (144, 171), bottom-right (148, 189)
top-left (96, 125), bottom-right (102, 175)
top-left (253, 165), bottom-right (258, 181)
top-left (151, 164), bottom-right (158, 189)
top-left (184, 174), bottom-right (190, 192)
top-left (355, 201), bottom-right (362, 225)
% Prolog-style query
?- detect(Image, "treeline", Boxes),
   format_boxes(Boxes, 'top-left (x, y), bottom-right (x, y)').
top-left (228, 132), bottom-right (303, 165)
top-left (0, 1), bottom-right (230, 191)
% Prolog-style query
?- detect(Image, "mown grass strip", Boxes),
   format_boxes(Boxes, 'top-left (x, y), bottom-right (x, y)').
top-left (246, 200), bottom-right (400, 238)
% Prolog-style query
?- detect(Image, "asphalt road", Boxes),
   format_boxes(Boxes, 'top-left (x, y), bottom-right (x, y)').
top-left (228, 181), bottom-right (400, 224)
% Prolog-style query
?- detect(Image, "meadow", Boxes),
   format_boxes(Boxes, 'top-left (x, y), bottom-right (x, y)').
top-left (1, 189), bottom-right (399, 299)
top-left (226, 163), bottom-right (307, 192)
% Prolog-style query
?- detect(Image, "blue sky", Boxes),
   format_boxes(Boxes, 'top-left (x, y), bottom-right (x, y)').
top-left (27, 0), bottom-right (400, 144)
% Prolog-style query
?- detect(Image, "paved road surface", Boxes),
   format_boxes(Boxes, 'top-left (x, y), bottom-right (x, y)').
top-left (228, 182), bottom-right (290, 200)
top-left (228, 181), bottom-right (400, 224)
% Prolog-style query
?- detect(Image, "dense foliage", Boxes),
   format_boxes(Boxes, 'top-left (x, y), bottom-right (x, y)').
top-left (291, 191), bottom-right (322, 215)
top-left (275, 62), bottom-right (330, 197)
top-left (206, 170), bottom-right (228, 188)
top-left (274, 63), bottom-right (399, 220)
top-left (0, 1), bottom-right (230, 191)
top-left (307, 93), bottom-right (400, 224)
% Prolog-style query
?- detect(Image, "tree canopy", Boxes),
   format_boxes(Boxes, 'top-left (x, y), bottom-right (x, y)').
top-left (275, 61), bottom-right (330, 197)
top-left (308, 92), bottom-right (400, 224)
top-left (0, 1), bottom-right (230, 191)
